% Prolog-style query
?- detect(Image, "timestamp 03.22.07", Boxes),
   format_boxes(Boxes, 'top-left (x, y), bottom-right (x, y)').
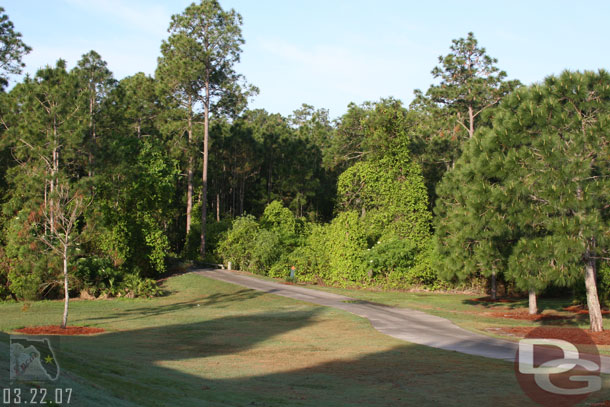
top-left (2, 387), bottom-right (72, 405)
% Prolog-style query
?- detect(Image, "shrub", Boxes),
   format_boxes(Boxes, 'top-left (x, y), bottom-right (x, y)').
top-left (216, 215), bottom-right (260, 271)
top-left (218, 202), bottom-right (307, 275)
top-left (74, 256), bottom-right (161, 298)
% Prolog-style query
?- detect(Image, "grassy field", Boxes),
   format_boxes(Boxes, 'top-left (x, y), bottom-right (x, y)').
top-left (1, 273), bottom-right (609, 406)
top-left (233, 269), bottom-right (610, 339)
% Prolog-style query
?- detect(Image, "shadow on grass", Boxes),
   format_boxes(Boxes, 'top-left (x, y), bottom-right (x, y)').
top-left (3, 311), bottom-right (609, 406)
top-left (461, 298), bottom-right (528, 310)
top-left (75, 289), bottom-right (266, 325)
top-left (461, 297), bottom-right (576, 315)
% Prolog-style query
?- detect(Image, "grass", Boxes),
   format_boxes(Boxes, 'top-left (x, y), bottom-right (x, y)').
top-left (1, 273), bottom-right (609, 406)
top-left (230, 269), bottom-right (610, 340)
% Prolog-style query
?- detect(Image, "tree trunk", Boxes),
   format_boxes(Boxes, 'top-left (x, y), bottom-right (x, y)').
top-left (528, 288), bottom-right (538, 315)
top-left (61, 244), bottom-right (69, 329)
top-left (239, 176), bottom-right (245, 216)
top-left (200, 79), bottom-right (210, 256)
top-left (50, 118), bottom-right (58, 234)
top-left (186, 95), bottom-right (194, 236)
top-left (585, 251), bottom-right (604, 332)
top-left (216, 193), bottom-right (220, 222)
top-left (490, 271), bottom-right (497, 301)
top-left (468, 105), bottom-right (474, 139)
top-left (88, 93), bottom-right (95, 178)
top-left (267, 165), bottom-right (272, 203)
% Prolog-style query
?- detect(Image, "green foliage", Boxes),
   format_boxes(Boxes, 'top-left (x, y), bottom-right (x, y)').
top-left (217, 214), bottom-right (260, 271)
top-left (435, 70), bottom-right (610, 300)
top-left (184, 214), bottom-right (232, 261)
top-left (337, 147), bottom-right (432, 247)
top-left (218, 201), bottom-right (307, 275)
top-left (74, 257), bottom-right (161, 298)
top-left (0, 7), bottom-right (31, 89)
top-left (324, 211), bottom-right (369, 284)
top-left (365, 237), bottom-right (418, 279)
top-left (268, 223), bottom-right (328, 281)
top-left (410, 33), bottom-right (520, 205)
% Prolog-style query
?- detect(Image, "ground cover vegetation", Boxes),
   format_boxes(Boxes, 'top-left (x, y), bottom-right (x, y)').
top-left (0, 2), bottom-right (608, 331)
top-left (4, 273), bottom-right (610, 406)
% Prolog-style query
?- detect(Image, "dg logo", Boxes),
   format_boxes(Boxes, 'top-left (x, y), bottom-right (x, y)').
top-left (514, 327), bottom-right (602, 407)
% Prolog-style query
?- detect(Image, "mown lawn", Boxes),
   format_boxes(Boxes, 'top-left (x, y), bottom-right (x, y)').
top-left (304, 283), bottom-right (610, 339)
top-left (1, 273), bottom-right (609, 406)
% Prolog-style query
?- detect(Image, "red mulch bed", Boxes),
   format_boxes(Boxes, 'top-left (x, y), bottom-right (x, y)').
top-left (486, 310), bottom-right (571, 322)
top-left (15, 325), bottom-right (105, 335)
top-left (493, 326), bottom-right (610, 346)
top-left (563, 305), bottom-right (610, 315)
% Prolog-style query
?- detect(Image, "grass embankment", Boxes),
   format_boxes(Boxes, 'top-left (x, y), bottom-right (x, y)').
top-left (1, 273), bottom-right (609, 406)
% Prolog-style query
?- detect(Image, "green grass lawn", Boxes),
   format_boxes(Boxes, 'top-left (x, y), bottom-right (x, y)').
top-left (235, 268), bottom-right (610, 341)
top-left (1, 273), bottom-right (609, 406)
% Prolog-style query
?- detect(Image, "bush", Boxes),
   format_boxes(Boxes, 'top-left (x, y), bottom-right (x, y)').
top-left (217, 202), bottom-right (307, 275)
top-left (216, 215), bottom-right (260, 271)
top-left (365, 236), bottom-right (418, 279)
top-left (269, 223), bottom-right (328, 282)
top-left (183, 203), bottom-right (232, 261)
top-left (75, 256), bottom-right (161, 298)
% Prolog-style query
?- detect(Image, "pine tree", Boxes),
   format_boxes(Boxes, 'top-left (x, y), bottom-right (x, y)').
top-left (157, 0), bottom-right (255, 257)
top-left (0, 7), bottom-right (31, 90)
top-left (436, 70), bottom-right (610, 330)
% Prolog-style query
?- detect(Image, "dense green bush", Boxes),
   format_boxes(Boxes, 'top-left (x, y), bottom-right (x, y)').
top-left (74, 256), bottom-right (161, 298)
top-left (268, 223), bottom-right (328, 282)
top-left (222, 152), bottom-right (438, 290)
top-left (218, 201), bottom-right (307, 275)
top-left (216, 214), bottom-right (260, 271)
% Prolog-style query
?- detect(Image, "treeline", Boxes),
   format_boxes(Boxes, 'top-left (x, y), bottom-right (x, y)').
top-left (0, 4), bottom-right (609, 331)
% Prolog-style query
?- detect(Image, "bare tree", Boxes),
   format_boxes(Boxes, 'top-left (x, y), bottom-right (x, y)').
top-left (40, 183), bottom-right (90, 328)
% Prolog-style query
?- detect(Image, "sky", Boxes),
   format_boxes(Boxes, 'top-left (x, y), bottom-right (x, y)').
top-left (4, 0), bottom-right (610, 120)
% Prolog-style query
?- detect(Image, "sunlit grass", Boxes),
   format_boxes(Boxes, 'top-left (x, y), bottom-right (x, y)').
top-left (1, 273), bottom-right (608, 406)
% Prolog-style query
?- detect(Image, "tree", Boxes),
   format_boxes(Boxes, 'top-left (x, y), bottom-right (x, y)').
top-left (157, 31), bottom-right (204, 240)
top-left (158, 0), bottom-right (254, 256)
top-left (434, 136), bottom-right (518, 302)
top-left (0, 7), bottom-right (31, 90)
top-left (1, 60), bottom-right (87, 304)
top-left (40, 183), bottom-right (89, 328)
top-left (74, 51), bottom-right (115, 177)
top-left (337, 145), bottom-right (431, 248)
top-left (410, 33), bottom-right (520, 207)
top-left (413, 32), bottom-right (519, 140)
top-left (435, 71), bottom-right (610, 330)
top-left (118, 73), bottom-right (159, 138)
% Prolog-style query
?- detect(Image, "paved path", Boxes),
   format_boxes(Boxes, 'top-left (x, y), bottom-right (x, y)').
top-left (194, 268), bottom-right (610, 372)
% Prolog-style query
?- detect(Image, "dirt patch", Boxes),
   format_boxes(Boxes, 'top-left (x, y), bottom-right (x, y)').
top-left (491, 326), bottom-right (610, 346)
top-left (14, 325), bottom-right (105, 335)
top-left (485, 310), bottom-right (571, 322)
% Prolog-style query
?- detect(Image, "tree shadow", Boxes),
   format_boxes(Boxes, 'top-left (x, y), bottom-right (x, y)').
top-left (2, 310), bottom-right (609, 406)
top-left (461, 298), bottom-right (527, 310)
top-left (72, 289), bottom-right (265, 325)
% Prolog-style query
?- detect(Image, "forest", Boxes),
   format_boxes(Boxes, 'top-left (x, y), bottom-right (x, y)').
top-left (0, 2), bottom-right (608, 332)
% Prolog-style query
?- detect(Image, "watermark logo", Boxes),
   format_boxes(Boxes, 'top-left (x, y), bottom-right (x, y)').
top-left (514, 327), bottom-right (601, 407)
top-left (10, 335), bottom-right (60, 382)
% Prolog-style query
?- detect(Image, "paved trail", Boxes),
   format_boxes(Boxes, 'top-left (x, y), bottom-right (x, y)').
top-left (194, 268), bottom-right (610, 372)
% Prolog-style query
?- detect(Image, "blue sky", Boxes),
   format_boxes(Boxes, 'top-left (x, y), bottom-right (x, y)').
top-left (4, 0), bottom-right (610, 119)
